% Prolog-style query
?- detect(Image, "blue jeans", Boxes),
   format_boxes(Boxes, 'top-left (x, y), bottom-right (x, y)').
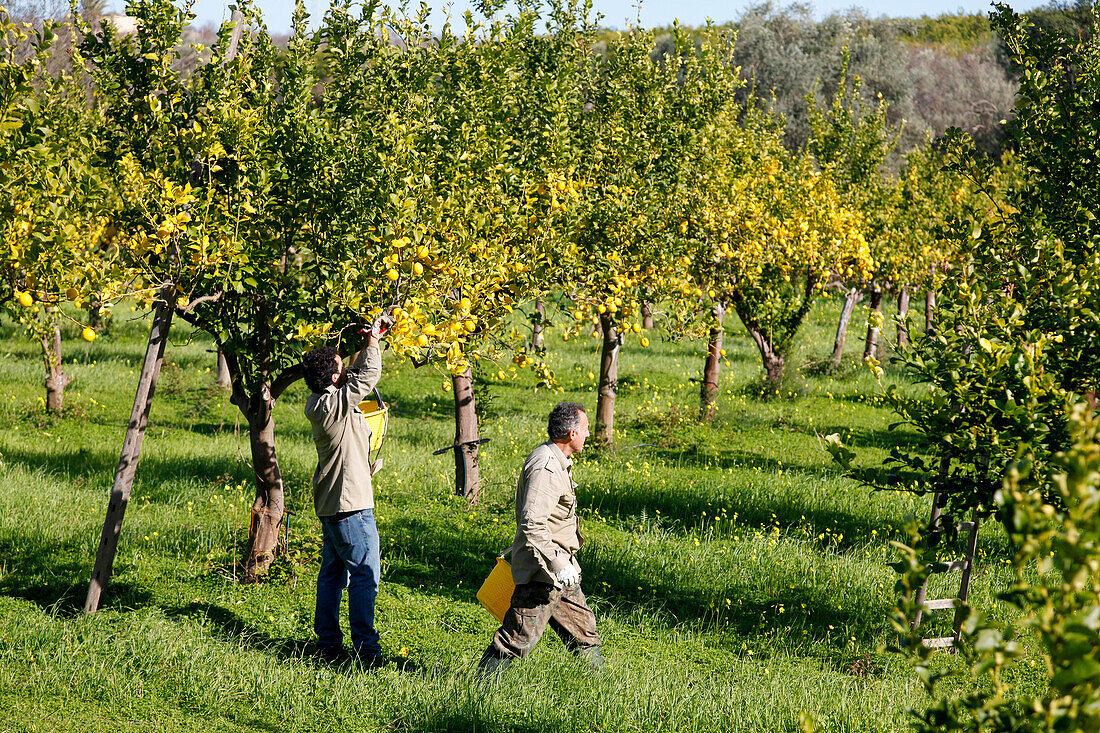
top-left (315, 508), bottom-right (381, 657)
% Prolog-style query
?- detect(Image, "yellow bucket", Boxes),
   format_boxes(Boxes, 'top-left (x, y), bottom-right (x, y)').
top-left (477, 556), bottom-right (515, 623)
top-left (358, 387), bottom-right (388, 454)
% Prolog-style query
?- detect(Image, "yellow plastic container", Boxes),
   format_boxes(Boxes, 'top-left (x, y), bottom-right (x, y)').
top-left (358, 389), bottom-right (389, 454)
top-left (477, 556), bottom-right (516, 623)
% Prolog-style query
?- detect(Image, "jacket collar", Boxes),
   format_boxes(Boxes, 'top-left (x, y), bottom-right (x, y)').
top-left (548, 441), bottom-right (572, 472)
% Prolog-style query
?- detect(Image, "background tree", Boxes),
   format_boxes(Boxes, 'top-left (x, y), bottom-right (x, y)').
top-left (563, 23), bottom-right (738, 448)
top-left (682, 106), bottom-right (869, 398)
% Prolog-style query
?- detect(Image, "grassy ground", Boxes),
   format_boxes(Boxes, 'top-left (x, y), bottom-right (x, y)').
top-left (0, 295), bottom-right (1039, 732)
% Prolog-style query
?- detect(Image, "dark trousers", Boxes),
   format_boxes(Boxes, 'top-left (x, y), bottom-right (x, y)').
top-left (480, 581), bottom-right (601, 667)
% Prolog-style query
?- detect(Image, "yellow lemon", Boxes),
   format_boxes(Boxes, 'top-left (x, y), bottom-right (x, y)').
top-left (497, 370), bottom-right (506, 380)
top-left (386, 269), bottom-right (399, 281)
top-left (81, 327), bottom-right (97, 342)
top-left (417, 334), bottom-right (429, 347)
top-left (16, 291), bottom-right (33, 307)
top-left (641, 337), bottom-right (650, 348)
top-left (412, 262), bottom-right (424, 276)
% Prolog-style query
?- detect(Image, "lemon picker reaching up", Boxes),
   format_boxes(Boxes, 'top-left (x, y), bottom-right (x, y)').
top-left (478, 402), bottom-right (604, 674)
top-left (301, 311), bottom-right (393, 667)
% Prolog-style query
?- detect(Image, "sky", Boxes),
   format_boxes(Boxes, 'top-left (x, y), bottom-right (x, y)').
top-left (117, 0), bottom-right (1053, 35)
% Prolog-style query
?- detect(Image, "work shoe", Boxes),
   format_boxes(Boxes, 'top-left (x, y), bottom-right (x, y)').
top-left (477, 652), bottom-right (512, 679)
top-left (354, 652), bottom-right (386, 670)
top-left (312, 645), bottom-right (349, 665)
top-left (577, 644), bottom-right (604, 672)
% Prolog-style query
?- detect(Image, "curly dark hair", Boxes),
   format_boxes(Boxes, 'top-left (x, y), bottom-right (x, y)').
top-left (548, 401), bottom-right (586, 441)
top-left (303, 346), bottom-right (341, 393)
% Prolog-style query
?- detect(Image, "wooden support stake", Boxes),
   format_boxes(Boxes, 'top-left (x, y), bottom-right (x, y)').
top-left (84, 285), bottom-right (174, 614)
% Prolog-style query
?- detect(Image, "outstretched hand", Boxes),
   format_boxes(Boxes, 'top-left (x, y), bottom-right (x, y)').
top-left (370, 306), bottom-right (396, 341)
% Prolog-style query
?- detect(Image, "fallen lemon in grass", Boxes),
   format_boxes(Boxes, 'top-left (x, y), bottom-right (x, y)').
top-left (82, 327), bottom-right (97, 342)
top-left (641, 337), bottom-right (650, 348)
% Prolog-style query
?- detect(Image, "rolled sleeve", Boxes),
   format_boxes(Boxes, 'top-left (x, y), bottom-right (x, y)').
top-left (343, 344), bottom-right (382, 404)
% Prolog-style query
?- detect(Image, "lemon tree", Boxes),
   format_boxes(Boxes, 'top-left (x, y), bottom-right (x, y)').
top-left (682, 106), bottom-right (869, 400)
top-left (562, 24), bottom-right (739, 447)
top-left (2, 14), bottom-right (114, 411)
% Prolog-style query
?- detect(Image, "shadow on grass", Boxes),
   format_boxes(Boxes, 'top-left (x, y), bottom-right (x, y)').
top-left (380, 512), bottom-right (892, 647)
top-left (0, 445), bottom-right (241, 502)
top-left (0, 531), bottom-right (152, 614)
top-left (166, 601), bottom-right (428, 674)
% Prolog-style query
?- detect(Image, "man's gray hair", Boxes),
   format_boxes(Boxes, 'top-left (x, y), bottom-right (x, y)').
top-left (548, 402), bottom-right (586, 441)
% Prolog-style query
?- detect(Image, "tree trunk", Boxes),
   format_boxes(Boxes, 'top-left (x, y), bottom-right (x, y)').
top-left (85, 284), bottom-right (174, 613)
top-left (925, 288), bottom-right (936, 336)
top-left (745, 323), bottom-right (785, 389)
top-left (594, 311), bottom-right (621, 449)
top-left (42, 325), bottom-right (71, 411)
top-left (241, 399), bottom-right (285, 582)
top-left (215, 349), bottom-right (231, 389)
top-left (830, 287), bottom-right (864, 367)
top-left (87, 298), bottom-right (103, 329)
top-left (532, 299), bottom-right (545, 350)
top-left (863, 285), bottom-right (883, 360)
top-left (452, 366), bottom-right (482, 505)
top-left (641, 301), bottom-right (654, 330)
top-left (699, 303), bottom-right (725, 422)
top-left (897, 286), bottom-right (911, 350)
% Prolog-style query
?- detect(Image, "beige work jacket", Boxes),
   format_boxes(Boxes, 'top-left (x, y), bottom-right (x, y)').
top-left (509, 441), bottom-right (582, 587)
top-left (305, 344), bottom-right (382, 517)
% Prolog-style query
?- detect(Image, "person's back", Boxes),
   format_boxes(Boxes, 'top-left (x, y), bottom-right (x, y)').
top-left (301, 328), bottom-right (387, 667)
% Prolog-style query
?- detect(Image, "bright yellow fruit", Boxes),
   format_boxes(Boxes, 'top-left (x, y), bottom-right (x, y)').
top-left (81, 327), bottom-right (97, 342)
top-left (417, 334), bottom-right (429, 347)
top-left (16, 291), bottom-right (33, 307)
top-left (386, 269), bottom-right (399, 281)
top-left (412, 262), bottom-right (424, 276)
top-left (497, 370), bottom-right (506, 380)
top-left (641, 337), bottom-right (650, 348)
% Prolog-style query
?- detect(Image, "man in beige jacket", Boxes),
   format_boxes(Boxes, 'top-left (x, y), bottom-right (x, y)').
top-left (479, 401), bottom-right (603, 673)
top-left (302, 321), bottom-right (388, 666)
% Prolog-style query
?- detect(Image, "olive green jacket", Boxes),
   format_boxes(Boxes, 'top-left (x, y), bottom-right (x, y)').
top-left (305, 345), bottom-right (382, 517)
top-left (510, 441), bottom-right (582, 587)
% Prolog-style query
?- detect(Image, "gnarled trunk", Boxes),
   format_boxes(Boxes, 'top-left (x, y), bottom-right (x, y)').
top-left (42, 325), bottom-right (71, 412)
top-left (594, 311), bottom-right (621, 449)
top-left (641, 301), bottom-right (654, 330)
top-left (699, 302), bottom-right (725, 422)
top-left (745, 324), bottom-right (785, 388)
top-left (532, 299), bottom-right (545, 350)
top-left (863, 285), bottom-right (883, 360)
top-left (897, 286), bottom-right (911, 350)
top-left (830, 287), bottom-right (864, 367)
top-left (452, 366), bottom-right (482, 505)
top-left (241, 397), bottom-right (284, 582)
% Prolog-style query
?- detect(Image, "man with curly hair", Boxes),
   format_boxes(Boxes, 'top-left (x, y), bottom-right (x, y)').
top-left (302, 315), bottom-right (391, 667)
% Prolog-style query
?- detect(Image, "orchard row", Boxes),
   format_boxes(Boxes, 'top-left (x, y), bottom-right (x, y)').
top-left (1, 0), bottom-right (1008, 577)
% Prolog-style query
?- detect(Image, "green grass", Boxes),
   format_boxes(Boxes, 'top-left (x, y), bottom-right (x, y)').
top-left (0, 294), bottom-right (1039, 732)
